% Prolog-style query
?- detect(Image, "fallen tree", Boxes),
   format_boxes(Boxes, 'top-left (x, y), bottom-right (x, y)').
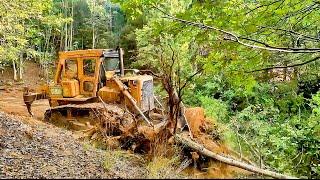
top-left (175, 133), bottom-right (298, 179)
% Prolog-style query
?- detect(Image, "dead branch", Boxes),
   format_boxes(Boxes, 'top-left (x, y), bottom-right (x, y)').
top-left (175, 133), bottom-right (298, 179)
top-left (247, 56), bottom-right (320, 73)
top-left (179, 67), bottom-right (204, 91)
top-left (138, 69), bottom-right (161, 78)
top-left (258, 26), bottom-right (320, 42)
top-left (245, 0), bottom-right (283, 14)
top-left (153, 6), bottom-right (320, 53)
top-left (226, 147), bottom-right (257, 166)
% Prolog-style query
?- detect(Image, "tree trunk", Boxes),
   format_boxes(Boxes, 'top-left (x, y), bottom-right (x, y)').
top-left (64, 23), bottom-right (68, 51)
top-left (82, 36), bottom-right (84, 49)
top-left (64, 0), bottom-right (68, 51)
top-left (59, 26), bottom-right (64, 51)
top-left (69, 0), bottom-right (73, 50)
top-left (92, 25), bottom-right (95, 49)
top-left (162, 76), bottom-right (178, 132)
top-left (92, 0), bottom-right (96, 49)
top-left (59, 23), bottom-right (64, 51)
top-left (44, 28), bottom-right (51, 84)
top-left (18, 53), bottom-right (23, 80)
top-left (175, 133), bottom-right (298, 179)
top-left (12, 60), bottom-right (17, 81)
top-left (109, 0), bottom-right (112, 31)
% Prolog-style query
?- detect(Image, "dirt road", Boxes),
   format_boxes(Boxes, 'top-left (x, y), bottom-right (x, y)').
top-left (0, 88), bottom-right (48, 120)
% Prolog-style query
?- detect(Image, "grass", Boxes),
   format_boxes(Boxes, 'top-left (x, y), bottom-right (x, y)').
top-left (82, 142), bottom-right (92, 151)
top-left (83, 141), bottom-right (126, 171)
top-left (146, 155), bottom-right (183, 179)
top-left (103, 150), bottom-right (124, 170)
top-left (103, 149), bottom-right (141, 171)
top-left (84, 133), bottom-right (189, 178)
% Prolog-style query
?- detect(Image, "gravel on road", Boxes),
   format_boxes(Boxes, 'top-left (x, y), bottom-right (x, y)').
top-left (0, 112), bottom-right (146, 179)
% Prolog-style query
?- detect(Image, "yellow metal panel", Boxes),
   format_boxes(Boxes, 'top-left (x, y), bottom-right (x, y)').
top-left (78, 57), bottom-right (100, 96)
top-left (98, 86), bottom-right (121, 103)
top-left (61, 79), bottom-right (80, 97)
top-left (58, 49), bottom-right (104, 59)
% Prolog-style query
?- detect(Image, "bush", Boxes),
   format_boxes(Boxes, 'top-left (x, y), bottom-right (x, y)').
top-left (183, 75), bottom-right (319, 178)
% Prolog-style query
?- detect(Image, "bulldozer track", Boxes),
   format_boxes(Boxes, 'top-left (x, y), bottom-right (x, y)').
top-left (43, 102), bottom-right (127, 131)
top-left (45, 103), bottom-right (125, 115)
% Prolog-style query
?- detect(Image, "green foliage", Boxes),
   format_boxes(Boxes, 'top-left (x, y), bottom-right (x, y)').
top-left (115, 0), bottom-right (320, 178)
top-left (0, 0), bottom-right (54, 61)
top-left (192, 78), bottom-right (319, 178)
top-left (0, 0), bottom-right (125, 80)
top-left (198, 96), bottom-right (229, 123)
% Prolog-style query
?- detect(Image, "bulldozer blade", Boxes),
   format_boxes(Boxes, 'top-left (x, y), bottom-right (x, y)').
top-left (23, 87), bottom-right (47, 117)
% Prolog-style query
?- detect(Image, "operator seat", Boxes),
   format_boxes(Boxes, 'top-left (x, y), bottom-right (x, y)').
top-left (61, 59), bottom-right (80, 97)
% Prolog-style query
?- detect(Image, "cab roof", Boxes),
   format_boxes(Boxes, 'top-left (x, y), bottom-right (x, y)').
top-left (58, 49), bottom-right (120, 59)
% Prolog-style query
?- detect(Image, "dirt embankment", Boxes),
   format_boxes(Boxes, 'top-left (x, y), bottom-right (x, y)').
top-left (0, 61), bottom-right (49, 120)
top-left (0, 61), bottom-right (47, 88)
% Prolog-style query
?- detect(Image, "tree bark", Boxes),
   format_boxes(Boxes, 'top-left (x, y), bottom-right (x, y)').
top-left (109, 0), bottom-right (112, 31)
top-left (64, 23), bottom-right (68, 51)
top-left (64, 0), bottom-right (68, 51)
top-left (69, 0), bottom-right (73, 50)
top-left (175, 133), bottom-right (298, 179)
top-left (44, 28), bottom-right (51, 84)
top-left (19, 53), bottom-right (23, 80)
top-left (162, 76), bottom-right (179, 132)
top-left (59, 24), bottom-right (64, 51)
top-left (92, 0), bottom-right (96, 49)
top-left (92, 25), bottom-right (95, 49)
top-left (12, 60), bottom-right (17, 81)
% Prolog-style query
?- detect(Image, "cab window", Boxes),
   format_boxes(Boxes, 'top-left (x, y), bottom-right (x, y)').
top-left (83, 59), bottom-right (96, 76)
top-left (64, 59), bottom-right (77, 78)
top-left (103, 57), bottom-right (119, 71)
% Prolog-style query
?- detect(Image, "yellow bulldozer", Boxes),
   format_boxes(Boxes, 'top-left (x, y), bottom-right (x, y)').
top-left (23, 48), bottom-right (161, 131)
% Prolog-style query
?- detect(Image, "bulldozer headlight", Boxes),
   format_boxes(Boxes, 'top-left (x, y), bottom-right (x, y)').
top-left (49, 85), bottom-right (63, 96)
top-left (132, 80), bottom-right (137, 86)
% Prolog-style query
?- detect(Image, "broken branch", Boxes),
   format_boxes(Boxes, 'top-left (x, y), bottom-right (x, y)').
top-left (175, 133), bottom-right (298, 179)
top-left (247, 56), bottom-right (320, 73)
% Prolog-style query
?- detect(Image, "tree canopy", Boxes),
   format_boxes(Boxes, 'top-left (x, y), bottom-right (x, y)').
top-left (113, 0), bottom-right (320, 178)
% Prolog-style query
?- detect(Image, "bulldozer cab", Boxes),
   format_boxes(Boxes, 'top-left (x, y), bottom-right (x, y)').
top-left (47, 47), bottom-right (154, 112)
top-left (23, 47), bottom-right (155, 121)
top-left (53, 48), bottom-right (124, 99)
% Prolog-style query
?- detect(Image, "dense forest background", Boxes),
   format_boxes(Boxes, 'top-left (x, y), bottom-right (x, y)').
top-left (0, 0), bottom-right (319, 178)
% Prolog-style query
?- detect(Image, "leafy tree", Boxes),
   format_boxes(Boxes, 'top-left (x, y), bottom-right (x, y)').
top-left (0, 0), bottom-right (60, 80)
